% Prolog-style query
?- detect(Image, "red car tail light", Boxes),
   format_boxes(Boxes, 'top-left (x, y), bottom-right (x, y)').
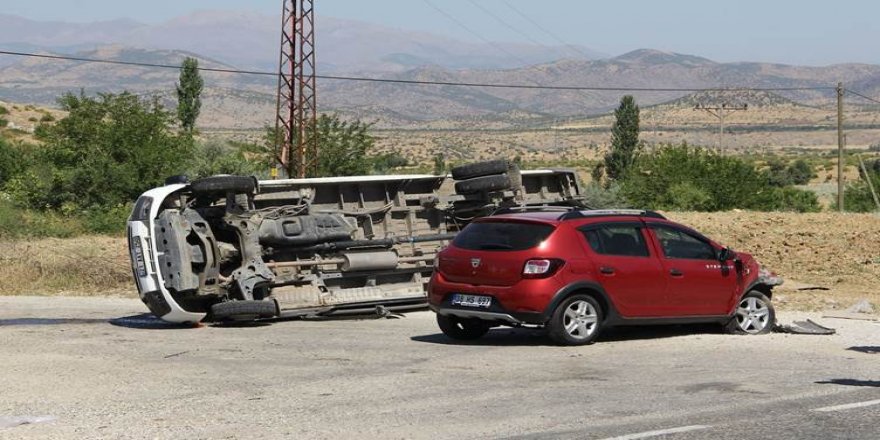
top-left (522, 259), bottom-right (564, 279)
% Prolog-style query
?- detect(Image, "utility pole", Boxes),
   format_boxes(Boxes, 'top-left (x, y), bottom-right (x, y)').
top-left (274, 0), bottom-right (317, 178)
top-left (695, 102), bottom-right (748, 149)
top-left (837, 82), bottom-right (845, 211)
top-left (857, 153), bottom-right (880, 211)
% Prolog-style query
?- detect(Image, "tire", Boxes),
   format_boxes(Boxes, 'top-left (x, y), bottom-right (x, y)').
top-left (454, 174), bottom-right (512, 195)
top-left (547, 294), bottom-right (603, 346)
top-left (210, 300), bottom-right (278, 322)
top-left (724, 290), bottom-right (775, 335)
top-left (164, 174), bottom-right (190, 185)
top-left (436, 314), bottom-right (490, 341)
top-left (451, 160), bottom-right (510, 180)
top-left (190, 175), bottom-right (257, 195)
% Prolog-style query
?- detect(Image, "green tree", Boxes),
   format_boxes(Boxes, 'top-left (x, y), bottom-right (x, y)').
top-left (189, 140), bottom-right (262, 178)
top-left (0, 137), bottom-right (24, 187)
top-left (432, 153), bottom-right (446, 175)
top-left (604, 95), bottom-right (641, 182)
top-left (766, 158), bottom-right (814, 186)
top-left (258, 115), bottom-right (377, 178)
top-left (314, 114), bottom-right (375, 177)
top-left (372, 152), bottom-right (409, 174)
top-left (7, 92), bottom-right (193, 209)
top-left (622, 144), bottom-right (819, 212)
top-left (176, 57), bottom-right (203, 133)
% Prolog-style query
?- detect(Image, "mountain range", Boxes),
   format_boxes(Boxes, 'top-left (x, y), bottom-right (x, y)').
top-left (0, 11), bottom-right (603, 72)
top-left (2, 12), bottom-right (880, 129)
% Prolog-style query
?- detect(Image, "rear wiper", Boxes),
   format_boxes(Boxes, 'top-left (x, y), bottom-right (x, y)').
top-left (478, 243), bottom-right (513, 250)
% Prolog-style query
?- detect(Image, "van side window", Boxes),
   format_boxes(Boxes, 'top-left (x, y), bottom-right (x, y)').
top-left (652, 227), bottom-right (716, 260)
top-left (581, 225), bottom-right (650, 257)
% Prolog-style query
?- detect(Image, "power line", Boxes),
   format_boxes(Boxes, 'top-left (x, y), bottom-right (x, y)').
top-left (501, 0), bottom-right (594, 60)
top-left (465, 0), bottom-right (566, 59)
top-left (0, 49), bottom-right (838, 93)
top-left (845, 88), bottom-right (880, 105)
top-left (0, 49), bottom-right (277, 77)
top-left (420, 0), bottom-right (531, 66)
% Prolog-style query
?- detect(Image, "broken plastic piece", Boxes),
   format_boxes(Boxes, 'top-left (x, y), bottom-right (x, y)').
top-left (775, 319), bottom-right (836, 335)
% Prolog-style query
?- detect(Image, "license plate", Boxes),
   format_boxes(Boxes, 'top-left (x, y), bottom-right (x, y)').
top-left (451, 294), bottom-right (492, 308)
top-left (132, 239), bottom-right (147, 278)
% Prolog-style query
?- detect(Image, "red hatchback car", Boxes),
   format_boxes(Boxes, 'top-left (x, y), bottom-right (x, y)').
top-left (428, 209), bottom-right (783, 345)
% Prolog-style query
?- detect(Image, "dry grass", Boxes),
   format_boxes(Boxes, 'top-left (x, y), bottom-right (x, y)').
top-left (0, 235), bottom-right (135, 296)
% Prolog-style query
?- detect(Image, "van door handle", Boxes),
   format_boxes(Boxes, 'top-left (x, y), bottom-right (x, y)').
top-left (600, 266), bottom-right (615, 275)
top-left (670, 269), bottom-right (683, 277)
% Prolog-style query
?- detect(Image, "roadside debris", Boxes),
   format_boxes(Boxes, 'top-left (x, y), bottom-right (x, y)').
top-left (846, 298), bottom-right (875, 314)
top-left (0, 415), bottom-right (56, 429)
top-left (775, 319), bottom-right (836, 335)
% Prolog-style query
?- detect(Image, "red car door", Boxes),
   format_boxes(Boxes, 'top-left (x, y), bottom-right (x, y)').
top-left (647, 225), bottom-right (738, 316)
top-left (577, 222), bottom-right (670, 317)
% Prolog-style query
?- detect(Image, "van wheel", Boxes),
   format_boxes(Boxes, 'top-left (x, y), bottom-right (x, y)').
top-left (724, 291), bottom-right (775, 335)
top-left (454, 174), bottom-right (512, 194)
top-left (451, 160), bottom-right (511, 180)
top-left (548, 294), bottom-right (603, 346)
top-left (191, 175), bottom-right (257, 195)
top-left (436, 315), bottom-right (490, 340)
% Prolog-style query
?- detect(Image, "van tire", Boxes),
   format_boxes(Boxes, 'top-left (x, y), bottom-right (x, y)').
top-left (454, 174), bottom-right (512, 194)
top-left (451, 160), bottom-right (511, 180)
top-left (191, 175), bottom-right (257, 195)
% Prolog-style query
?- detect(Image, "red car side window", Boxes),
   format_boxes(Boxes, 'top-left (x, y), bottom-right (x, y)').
top-left (581, 225), bottom-right (650, 257)
top-left (652, 226), bottom-right (716, 260)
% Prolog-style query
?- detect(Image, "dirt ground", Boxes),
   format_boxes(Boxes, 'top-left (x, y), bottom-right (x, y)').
top-left (667, 212), bottom-right (880, 311)
top-left (1, 212), bottom-right (877, 312)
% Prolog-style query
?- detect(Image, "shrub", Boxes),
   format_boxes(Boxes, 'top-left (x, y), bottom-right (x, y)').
top-left (11, 92), bottom-right (193, 210)
top-left (0, 105), bottom-right (8, 115)
top-left (837, 174), bottom-right (880, 212)
top-left (81, 204), bottom-right (130, 235)
top-left (0, 199), bottom-right (85, 238)
top-left (622, 144), bottom-right (820, 212)
top-left (582, 182), bottom-right (630, 209)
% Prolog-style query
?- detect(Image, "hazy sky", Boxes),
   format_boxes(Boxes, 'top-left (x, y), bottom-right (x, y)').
top-left (5, 0), bottom-right (878, 65)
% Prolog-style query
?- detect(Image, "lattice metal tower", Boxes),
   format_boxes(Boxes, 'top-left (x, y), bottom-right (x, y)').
top-left (275, 0), bottom-right (317, 178)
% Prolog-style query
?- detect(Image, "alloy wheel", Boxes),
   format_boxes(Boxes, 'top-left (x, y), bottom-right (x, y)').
top-left (563, 300), bottom-right (598, 340)
top-left (736, 296), bottom-right (771, 334)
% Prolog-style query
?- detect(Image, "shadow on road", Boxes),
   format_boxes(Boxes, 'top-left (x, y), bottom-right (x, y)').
top-left (816, 379), bottom-right (880, 387)
top-left (847, 346), bottom-right (880, 354)
top-left (411, 323), bottom-right (723, 346)
top-left (599, 323), bottom-right (722, 342)
top-left (0, 318), bottom-right (107, 326)
top-left (109, 313), bottom-right (201, 330)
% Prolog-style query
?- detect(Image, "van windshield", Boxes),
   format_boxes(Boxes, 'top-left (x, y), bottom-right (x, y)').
top-left (453, 221), bottom-right (555, 251)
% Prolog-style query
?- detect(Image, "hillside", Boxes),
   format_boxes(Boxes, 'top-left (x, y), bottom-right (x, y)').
top-left (4, 46), bottom-right (880, 129)
top-left (0, 11), bottom-right (603, 72)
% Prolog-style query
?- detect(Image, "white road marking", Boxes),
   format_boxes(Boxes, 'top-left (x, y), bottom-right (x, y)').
top-left (812, 399), bottom-right (880, 413)
top-left (601, 425), bottom-right (711, 440)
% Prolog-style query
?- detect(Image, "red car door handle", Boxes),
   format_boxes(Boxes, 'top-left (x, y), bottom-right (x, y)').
top-left (670, 269), bottom-right (683, 277)
top-left (599, 266), bottom-right (615, 275)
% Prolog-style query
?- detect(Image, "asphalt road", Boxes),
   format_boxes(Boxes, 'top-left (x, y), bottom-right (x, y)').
top-left (0, 296), bottom-right (878, 439)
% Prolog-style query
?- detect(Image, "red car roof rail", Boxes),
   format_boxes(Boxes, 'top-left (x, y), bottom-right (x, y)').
top-left (557, 209), bottom-right (666, 221)
top-left (491, 205), bottom-right (582, 216)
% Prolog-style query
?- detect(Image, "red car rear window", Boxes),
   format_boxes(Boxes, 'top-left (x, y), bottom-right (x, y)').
top-left (453, 221), bottom-right (555, 251)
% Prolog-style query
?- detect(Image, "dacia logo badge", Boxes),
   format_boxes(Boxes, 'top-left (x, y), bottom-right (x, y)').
top-left (471, 258), bottom-right (481, 268)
